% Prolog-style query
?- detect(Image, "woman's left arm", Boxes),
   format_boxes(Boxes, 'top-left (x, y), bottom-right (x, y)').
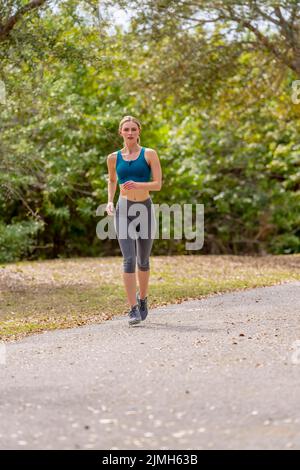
top-left (122, 149), bottom-right (162, 191)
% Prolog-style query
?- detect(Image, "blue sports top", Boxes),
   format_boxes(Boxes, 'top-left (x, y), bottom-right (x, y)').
top-left (116, 147), bottom-right (152, 184)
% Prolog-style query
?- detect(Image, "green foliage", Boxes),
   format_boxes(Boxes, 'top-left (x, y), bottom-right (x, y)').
top-left (0, 220), bottom-right (43, 263)
top-left (0, 1), bottom-right (299, 261)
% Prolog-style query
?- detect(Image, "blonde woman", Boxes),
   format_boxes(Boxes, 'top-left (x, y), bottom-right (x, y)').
top-left (106, 116), bottom-right (162, 326)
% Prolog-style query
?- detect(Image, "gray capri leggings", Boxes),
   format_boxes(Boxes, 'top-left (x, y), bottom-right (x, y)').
top-left (114, 196), bottom-right (157, 273)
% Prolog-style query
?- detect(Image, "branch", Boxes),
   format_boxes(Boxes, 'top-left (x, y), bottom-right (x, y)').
top-left (273, 5), bottom-right (295, 46)
top-left (0, 0), bottom-right (48, 41)
top-left (251, 2), bottom-right (281, 27)
top-left (290, 1), bottom-right (300, 28)
top-left (225, 5), bottom-right (296, 72)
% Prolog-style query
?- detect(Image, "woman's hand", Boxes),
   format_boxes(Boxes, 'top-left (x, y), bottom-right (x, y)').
top-left (121, 180), bottom-right (140, 191)
top-left (105, 202), bottom-right (115, 216)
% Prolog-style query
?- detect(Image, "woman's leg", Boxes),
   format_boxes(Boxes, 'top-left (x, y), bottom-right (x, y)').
top-left (137, 269), bottom-right (150, 300)
top-left (114, 199), bottom-right (138, 308)
top-left (123, 271), bottom-right (137, 308)
top-left (136, 199), bottom-right (156, 299)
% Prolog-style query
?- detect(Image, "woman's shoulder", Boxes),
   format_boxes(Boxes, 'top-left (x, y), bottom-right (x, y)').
top-left (144, 148), bottom-right (159, 159)
top-left (143, 148), bottom-right (158, 166)
top-left (107, 151), bottom-right (118, 161)
top-left (144, 147), bottom-right (158, 154)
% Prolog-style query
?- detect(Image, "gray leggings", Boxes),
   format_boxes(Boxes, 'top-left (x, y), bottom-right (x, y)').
top-left (114, 196), bottom-right (157, 273)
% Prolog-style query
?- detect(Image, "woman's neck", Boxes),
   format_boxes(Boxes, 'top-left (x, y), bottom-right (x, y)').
top-left (123, 143), bottom-right (141, 155)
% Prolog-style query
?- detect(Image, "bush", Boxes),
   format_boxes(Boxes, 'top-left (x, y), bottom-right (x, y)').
top-left (0, 220), bottom-right (44, 263)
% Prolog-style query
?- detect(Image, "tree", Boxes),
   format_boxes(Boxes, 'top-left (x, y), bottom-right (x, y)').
top-left (112, 0), bottom-right (300, 77)
top-left (0, 0), bottom-right (48, 42)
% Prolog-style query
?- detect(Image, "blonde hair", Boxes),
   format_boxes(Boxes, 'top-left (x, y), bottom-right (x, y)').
top-left (119, 115), bottom-right (142, 144)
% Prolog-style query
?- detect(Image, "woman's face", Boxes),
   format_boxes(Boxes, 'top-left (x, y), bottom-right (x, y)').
top-left (119, 121), bottom-right (140, 144)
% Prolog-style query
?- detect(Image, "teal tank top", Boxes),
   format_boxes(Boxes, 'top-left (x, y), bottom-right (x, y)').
top-left (116, 147), bottom-right (152, 184)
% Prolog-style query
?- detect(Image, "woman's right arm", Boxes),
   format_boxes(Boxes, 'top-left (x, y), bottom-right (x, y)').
top-left (106, 153), bottom-right (117, 215)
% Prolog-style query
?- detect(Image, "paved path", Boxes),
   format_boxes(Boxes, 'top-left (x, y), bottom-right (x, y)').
top-left (1, 281), bottom-right (300, 450)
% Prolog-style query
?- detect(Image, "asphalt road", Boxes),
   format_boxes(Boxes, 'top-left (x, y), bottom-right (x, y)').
top-left (1, 281), bottom-right (300, 450)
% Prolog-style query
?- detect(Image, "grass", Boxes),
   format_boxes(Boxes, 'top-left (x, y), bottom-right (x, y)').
top-left (0, 254), bottom-right (299, 341)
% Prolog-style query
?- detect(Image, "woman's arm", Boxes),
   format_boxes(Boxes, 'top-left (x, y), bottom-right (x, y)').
top-left (107, 153), bottom-right (117, 203)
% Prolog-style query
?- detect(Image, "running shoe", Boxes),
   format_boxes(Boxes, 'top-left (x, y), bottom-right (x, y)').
top-left (136, 292), bottom-right (148, 321)
top-left (128, 304), bottom-right (142, 326)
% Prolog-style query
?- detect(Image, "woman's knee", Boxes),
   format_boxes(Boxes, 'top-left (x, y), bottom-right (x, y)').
top-left (137, 258), bottom-right (150, 271)
top-left (123, 256), bottom-right (136, 273)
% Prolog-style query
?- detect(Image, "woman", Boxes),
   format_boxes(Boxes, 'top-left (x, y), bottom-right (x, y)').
top-left (106, 116), bottom-right (162, 326)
